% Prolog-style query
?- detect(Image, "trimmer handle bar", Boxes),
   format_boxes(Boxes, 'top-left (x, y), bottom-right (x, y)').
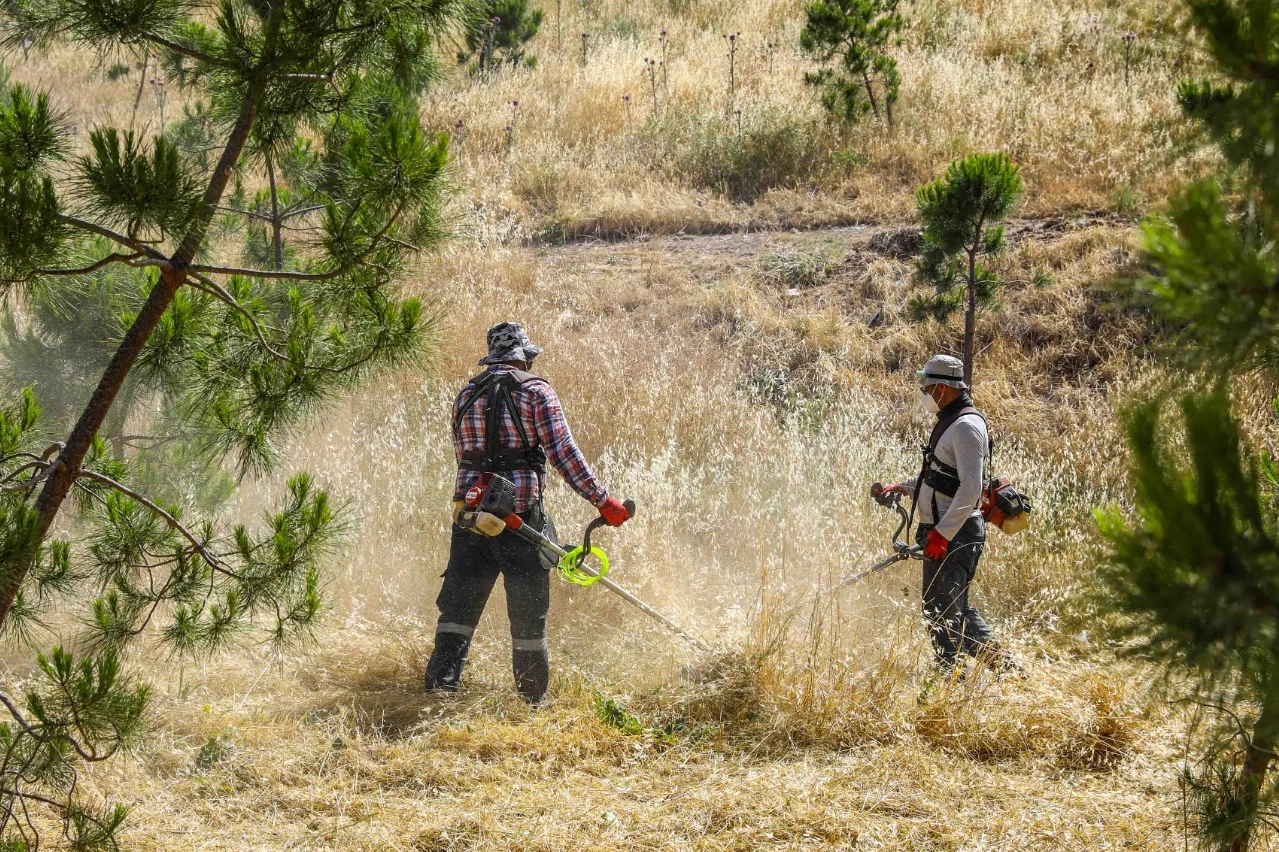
top-left (830, 487), bottom-right (922, 593)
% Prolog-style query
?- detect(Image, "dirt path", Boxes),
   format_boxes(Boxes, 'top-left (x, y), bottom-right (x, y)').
top-left (536, 213), bottom-right (1132, 274)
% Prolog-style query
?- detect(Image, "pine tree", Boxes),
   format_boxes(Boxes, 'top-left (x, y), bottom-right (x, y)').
top-left (799, 0), bottom-right (905, 125)
top-left (460, 0), bottom-right (544, 73)
top-left (0, 0), bottom-right (465, 844)
top-left (1098, 2), bottom-right (1279, 850)
top-left (910, 152), bottom-right (1022, 386)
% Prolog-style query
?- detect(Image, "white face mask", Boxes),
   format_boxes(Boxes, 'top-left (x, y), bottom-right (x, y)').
top-left (919, 389), bottom-right (940, 415)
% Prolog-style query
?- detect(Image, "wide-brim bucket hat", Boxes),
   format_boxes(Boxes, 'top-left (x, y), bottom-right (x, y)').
top-left (478, 321), bottom-right (543, 366)
top-left (915, 354), bottom-right (967, 390)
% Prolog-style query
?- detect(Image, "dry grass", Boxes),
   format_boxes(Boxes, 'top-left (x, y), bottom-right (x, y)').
top-left (0, 219), bottom-right (1204, 849)
top-left (0, 0), bottom-right (1227, 845)
top-left (63, 623), bottom-right (1187, 851)
top-left (7, 0), bottom-right (1204, 241)
top-left (434, 0), bottom-right (1202, 239)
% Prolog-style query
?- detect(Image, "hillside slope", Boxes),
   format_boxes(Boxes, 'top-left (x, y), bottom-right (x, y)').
top-left (46, 222), bottom-right (1198, 851)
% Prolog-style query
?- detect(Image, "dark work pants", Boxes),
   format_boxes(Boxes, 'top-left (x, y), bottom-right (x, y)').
top-left (917, 516), bottom-right (999, 668)
top-left (425, 506), bottom-right (552, 703)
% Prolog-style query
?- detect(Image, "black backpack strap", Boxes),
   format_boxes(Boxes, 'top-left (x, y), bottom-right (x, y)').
top-left (454, 371), bottom-right (499, 435)
top-left (495, 376), bottom-right (533, 450)
top-left (921, 405), bottom-right (993, 519)
top-left (455, 368), bottom-right (549, 480)
top-left (927, 405), bottom-right (981, 453)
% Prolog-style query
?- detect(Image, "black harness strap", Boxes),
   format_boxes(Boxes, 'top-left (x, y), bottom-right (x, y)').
top-left (455, 369), bottom-right (548, 477)
top-left (911, 399), bottom-right (993, 531)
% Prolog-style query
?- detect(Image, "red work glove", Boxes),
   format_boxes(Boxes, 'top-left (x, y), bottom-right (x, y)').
top-left (923, 529), bottom-right (950, 561)
top-left (599, 496), bottom-right (631, 527)
top-left (871, 481), bottom-right (907, 506)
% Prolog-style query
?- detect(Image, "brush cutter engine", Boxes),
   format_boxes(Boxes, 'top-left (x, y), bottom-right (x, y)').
top-left (456, 472), bottom-right (518, 536)
top-left (981, 477), bottom-right (1032, 534)
top-left (456, 473), bottom-right (618, 585)
top-left (450, 475), bottom-right (708, 651)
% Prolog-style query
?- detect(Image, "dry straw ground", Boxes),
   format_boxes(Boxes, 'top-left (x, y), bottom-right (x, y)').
top-left (0, 0), bottom-right (1229, 848)
top-left (36, 221), bottom-right (1192, 851)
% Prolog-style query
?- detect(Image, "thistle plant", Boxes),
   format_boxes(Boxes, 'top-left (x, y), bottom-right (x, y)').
top-left (725, 31), bottom-right (740, 104)
top-left (459, 1), bottom-right (544, 73)
top-left (1122, 31), bottom-right (1137, 88)
top-left (660, 28), bottom-right (669, 89)
top-left (505, 98), bottom-right (521, 154)
top-left (644, 56), bottom-right (659, 113)
top-left (0, 0), bottom-right (465, 844)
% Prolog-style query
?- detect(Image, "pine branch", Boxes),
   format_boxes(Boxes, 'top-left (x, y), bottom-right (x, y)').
top-left (183, 273), bottom-right (368, 374)
top-left (0, 445), bottom-right (64, 494)
top-left (55, 215), bottom-right (162, 260)
top-left (0, 461), bottom-right (52, 491)
top-left (385, 236), bottom-right (421, 253)
top-left (138, 31), bottom-right (231, 68)
top-left (32, 252), bottom-right (142, 277)
top-left (189, 202), bottom-right (406, 281)
top-left (214, 204), bottom-right (325, 226)
top-left (74, 469), bottom-right (236, 579)
top-left (0, 692), bottom-right (31, 733)
top-left (183, 272), bottom-right (287, 358)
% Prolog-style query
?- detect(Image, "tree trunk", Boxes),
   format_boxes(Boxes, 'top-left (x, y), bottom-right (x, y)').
top-left (0, 64), bottom-right (274, 629)
top-left (962, 214), bottom-right (986, 388)
top-left (963, 248), bottom-right (977, 387)
top-left (266, 151), bottom-right (284, 271)
top-left (861, 70), bottom-right (880, 119)
top-left (1225, 701), bottom-right (1279, 852)
top-left (885, 81), bottom-right (894, 130)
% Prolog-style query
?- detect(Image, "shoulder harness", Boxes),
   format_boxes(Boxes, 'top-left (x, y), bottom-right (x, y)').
top-left (921, 405), bottom-right (992, 499)
top-left (911, 404), bottom-right (996, 528)
top-left (454, 369), bottom-right (548, 476)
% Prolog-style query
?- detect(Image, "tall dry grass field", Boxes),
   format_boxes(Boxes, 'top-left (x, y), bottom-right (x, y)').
top-left (0, 0), bottom-right (1224, 848)
top-left (433, 0), bottom-right (1201, 238)
top-left (9, 0), bottom-right (1202, 239)
top-left (37, 220), bottom-right (1192, 851)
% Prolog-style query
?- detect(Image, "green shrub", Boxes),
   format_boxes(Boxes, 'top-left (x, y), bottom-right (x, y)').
top-left (652, 109), bottom-right (835, 202)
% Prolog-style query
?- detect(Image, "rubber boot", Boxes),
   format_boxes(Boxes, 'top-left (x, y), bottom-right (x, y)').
top-left (425, 632), bottom-right (472, 693)
top-left (512, 647), bottom-right (549, 705)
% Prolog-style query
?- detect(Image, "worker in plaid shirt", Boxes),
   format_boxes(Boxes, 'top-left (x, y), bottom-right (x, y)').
top-left (426, 322), bottom-right (629, 704)
top-left (451, 368), bottom-right (608, 513)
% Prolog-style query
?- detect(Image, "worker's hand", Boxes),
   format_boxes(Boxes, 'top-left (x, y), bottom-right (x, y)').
top-left (923, 529), bottom-right (950, 560)
top-left (452, 500), bottom-right (464, 526)
top-left (599, 496), bottom-right (631, 527)
top-left (871, 482), bottom-right (907, 504)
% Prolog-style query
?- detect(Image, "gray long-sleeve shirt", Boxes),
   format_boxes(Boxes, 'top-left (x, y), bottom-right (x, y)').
top-left (902, 413), bottom-right (989, 541)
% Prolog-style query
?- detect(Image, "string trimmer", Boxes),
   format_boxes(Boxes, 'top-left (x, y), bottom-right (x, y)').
top-left (458, 474), bottom-right (711, 652)
top-left (828, 485), bottom-right (923, 592)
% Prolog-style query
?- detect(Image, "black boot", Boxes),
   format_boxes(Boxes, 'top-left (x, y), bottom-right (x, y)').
top-left (512, 646), bottom-right (549, 705)
top-left (425, 632), bottom-right (472, 693)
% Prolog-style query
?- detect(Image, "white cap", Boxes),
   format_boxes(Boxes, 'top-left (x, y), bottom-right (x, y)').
top-left (915, 354), bottom-right (967, 389)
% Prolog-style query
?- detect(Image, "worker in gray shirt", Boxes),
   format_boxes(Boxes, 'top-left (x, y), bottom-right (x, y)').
top-left (875, 355), bottom-right (1016, 674)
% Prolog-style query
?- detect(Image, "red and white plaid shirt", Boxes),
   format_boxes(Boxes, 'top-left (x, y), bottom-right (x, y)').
top-left (452, 365), bottom-right (608, 512)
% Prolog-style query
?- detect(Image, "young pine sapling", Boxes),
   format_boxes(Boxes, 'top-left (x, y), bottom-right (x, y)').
top-left (800, 0), bottom-right (906, 126)
top-left (910, 152), bottom-right (1023, 385)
